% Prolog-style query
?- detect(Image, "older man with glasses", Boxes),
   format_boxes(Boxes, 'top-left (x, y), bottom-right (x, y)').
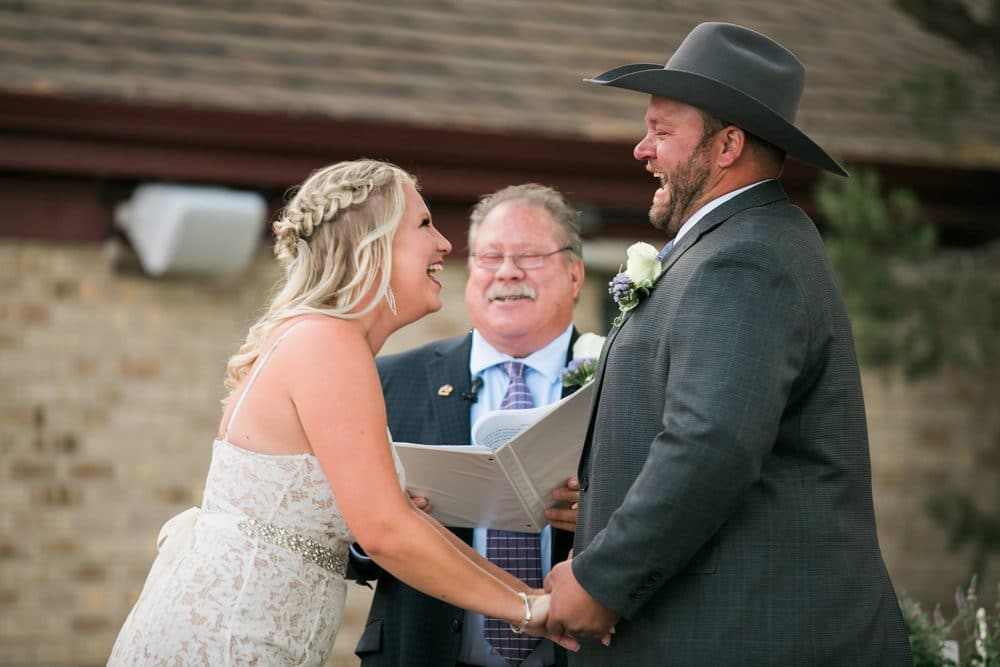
top-left (349, 183), bottom-right (588, 667)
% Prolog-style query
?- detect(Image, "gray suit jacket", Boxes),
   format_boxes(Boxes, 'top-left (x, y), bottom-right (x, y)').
top-left (571, 181), bottom-right (911, 666)
top-left (352, 333), bottom-right (577, 667)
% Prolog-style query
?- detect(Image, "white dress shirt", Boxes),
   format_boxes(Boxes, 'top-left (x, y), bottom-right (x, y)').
top-left (458, 324), bottom-right (574, 667)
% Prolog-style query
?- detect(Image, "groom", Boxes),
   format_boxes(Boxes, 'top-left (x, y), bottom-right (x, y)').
top-left (544, 22), bottom-right (912, 665)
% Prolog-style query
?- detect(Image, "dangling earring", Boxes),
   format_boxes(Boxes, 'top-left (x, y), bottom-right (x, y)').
top-left (386, 287), bottom-right (397, 316)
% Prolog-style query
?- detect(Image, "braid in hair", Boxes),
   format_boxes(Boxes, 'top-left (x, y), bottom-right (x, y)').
top-left (223, 159), bottom-right (412, 396)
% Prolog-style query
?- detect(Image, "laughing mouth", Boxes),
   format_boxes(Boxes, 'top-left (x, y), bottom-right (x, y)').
top-left (427, 263), bottom-right (443, 277)
top-left (486, 285), bottom-right (537, 302)
top-left (489, 295), bottom-right (532, 302)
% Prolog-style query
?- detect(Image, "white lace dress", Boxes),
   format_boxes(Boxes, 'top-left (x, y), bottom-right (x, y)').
top-left (109, 324), bottom-right (404, 666)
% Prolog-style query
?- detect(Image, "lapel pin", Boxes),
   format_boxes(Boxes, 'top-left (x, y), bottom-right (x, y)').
top-left (437, 384), bottom-right (454, 397)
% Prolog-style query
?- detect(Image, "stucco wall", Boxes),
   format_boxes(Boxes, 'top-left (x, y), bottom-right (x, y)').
top-left (1, 239), bottom-right (996, 665)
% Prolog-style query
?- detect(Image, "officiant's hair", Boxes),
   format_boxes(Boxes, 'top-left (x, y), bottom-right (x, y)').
top-left (223, 158), bottom-right (414, 395)
top-left (467, 183), bottom-right (583, 261)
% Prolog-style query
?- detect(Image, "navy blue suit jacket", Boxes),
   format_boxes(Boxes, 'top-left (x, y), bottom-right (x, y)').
top-left (352, 332), bottom-right (577, 667)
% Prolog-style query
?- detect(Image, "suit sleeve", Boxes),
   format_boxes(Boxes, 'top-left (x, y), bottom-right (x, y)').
top-left (572, 239), bottom-right (810, 618)
top-left (347, 543), bottom-right (382, 584)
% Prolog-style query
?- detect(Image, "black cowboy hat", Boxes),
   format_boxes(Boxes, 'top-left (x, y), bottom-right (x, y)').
top-left (586, 22), bottom-right (848, 176)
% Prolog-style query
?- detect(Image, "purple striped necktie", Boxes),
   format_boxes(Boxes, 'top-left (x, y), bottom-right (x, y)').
top-left (483, 361), bottom-right (542, 665)
top-left (657, 238), bottom-right (676, 261)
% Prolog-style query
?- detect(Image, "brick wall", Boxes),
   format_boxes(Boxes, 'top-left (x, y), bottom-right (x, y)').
top-left (866, 366), bottom-right (1000, 608)
top-left (1, 239), bottom-right (996, 665)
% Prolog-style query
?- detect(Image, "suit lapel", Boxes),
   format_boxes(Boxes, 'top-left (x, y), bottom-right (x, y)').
top-left (555, 328), bottom-right (580, 553)
top-left (560, 328), bottom-right (581, 399)
top-left (434, 330), bottom-right (578, 549)
top-left (421, 334), bottom-right (476, 546)
top-left (421, 326), bottom-right (581, 442)
top-left (654, 179), bottom-right (788, 286)
top-left (425, 333), bottom-right (474, 445)
top-left (582, 181), bottom-right (790, 467)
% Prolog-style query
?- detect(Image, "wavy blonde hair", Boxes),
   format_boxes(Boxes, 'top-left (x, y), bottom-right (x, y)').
top-left (223, 159), bottom-right (414, 397)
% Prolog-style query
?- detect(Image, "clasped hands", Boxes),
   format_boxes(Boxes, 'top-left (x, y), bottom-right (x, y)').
top-left (410, 477), bottom-right (614, 649)
top-left (521, 585), bottom-right (614, 653)
top-left (521, 593), bottom-right (580, 652)
top-left (516, 554), bottom-right (619, 652)
top-left (540, 557), bottom-right (617, 647)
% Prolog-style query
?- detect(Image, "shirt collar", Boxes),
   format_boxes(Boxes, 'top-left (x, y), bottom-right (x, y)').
top-left (469, 324), bottom-right (574, 382)
top-left (672, 179), bottom-right (772, 246)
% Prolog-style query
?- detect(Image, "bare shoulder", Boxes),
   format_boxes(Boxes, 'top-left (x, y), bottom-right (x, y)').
top-left (278, 317), bottom-right (389, 454)
top-left (274, 315), bottom-right (379, 388)
top-left (280, 316), bottom-right (368, 359)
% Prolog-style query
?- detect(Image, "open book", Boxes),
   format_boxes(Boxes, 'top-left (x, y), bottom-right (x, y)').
top-left (393, 381), bottom-right (594, 531)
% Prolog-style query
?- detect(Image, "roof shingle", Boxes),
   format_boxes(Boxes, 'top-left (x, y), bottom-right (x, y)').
top-left (2, 0), bottom-right (998, 168)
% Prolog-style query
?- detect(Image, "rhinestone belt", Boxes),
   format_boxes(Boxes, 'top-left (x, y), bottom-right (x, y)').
top-left (237, 515), bottom-right (348, 575)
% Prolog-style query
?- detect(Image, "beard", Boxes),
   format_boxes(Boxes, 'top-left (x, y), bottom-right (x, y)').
top-left (648, 137), bottom-right (713, 238)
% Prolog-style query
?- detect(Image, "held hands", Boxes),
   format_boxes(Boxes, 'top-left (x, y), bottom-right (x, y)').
top-left (544, 476), bottom-right (580, 532)
top-left (523, 593), bottom-right (581, 653)
top-left (543, 560), bottom-right (617, 646)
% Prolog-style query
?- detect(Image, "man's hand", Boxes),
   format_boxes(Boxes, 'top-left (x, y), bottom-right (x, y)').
top-left (409, 494), bottom-right (432, 513)
top-left (524, 594), bottom-right (580, 653)
top-left (544, 476), bottom-right (580, 532)
top-left (544, 559), bottom-right (618, 643)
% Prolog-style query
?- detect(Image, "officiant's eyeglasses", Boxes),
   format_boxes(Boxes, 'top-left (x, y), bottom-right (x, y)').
top-left (470, 246), bottom-right (572, 271)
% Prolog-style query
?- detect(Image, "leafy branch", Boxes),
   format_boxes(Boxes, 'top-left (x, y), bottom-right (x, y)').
top-left (902, 576), bottom-right (1000, 666)
top-left (926, 492), bottom-right (1000, 587)
top-left (815, 167), bottom-right (998, 378)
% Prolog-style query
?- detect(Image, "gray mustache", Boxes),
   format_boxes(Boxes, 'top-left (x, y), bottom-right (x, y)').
top-left (486, 284), bottom-right (537, 302)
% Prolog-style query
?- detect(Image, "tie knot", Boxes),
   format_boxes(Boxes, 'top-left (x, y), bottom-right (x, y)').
top-left (498, 361), bottom-right (534, 410)
top-left (656, 238), bottom-right (675, 261)
top-left (501, 361), bottom-right (526, 379)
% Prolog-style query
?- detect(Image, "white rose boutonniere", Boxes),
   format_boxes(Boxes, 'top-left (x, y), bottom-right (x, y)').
top-left (608, 241), bottom-right (661, 326)
top-left (560, 332), bottom-right (606, 388)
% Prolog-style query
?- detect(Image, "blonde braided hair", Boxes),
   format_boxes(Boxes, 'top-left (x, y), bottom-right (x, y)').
top-left (223, 159), bottom-right (413, 397)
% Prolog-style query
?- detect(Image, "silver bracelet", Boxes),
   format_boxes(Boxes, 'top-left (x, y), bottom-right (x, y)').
top-left (509, 591), bottom-right (532, 634)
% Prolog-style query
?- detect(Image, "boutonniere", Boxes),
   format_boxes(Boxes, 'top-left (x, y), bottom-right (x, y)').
top-left (608, 242), bottom-right (662, 327)
top-left (560, 332), bottom-right (606, 388)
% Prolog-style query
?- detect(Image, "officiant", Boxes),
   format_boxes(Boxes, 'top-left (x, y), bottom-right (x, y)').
top-left (348, 183), bottom-right (590, 667)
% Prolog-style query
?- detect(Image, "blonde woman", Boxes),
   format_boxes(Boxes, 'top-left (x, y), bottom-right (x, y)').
top-left (109, 160), bottom-right (577, 665)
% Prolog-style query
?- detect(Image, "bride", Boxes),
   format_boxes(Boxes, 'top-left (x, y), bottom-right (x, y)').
top-left (108, 159), bottom-right (578, 665)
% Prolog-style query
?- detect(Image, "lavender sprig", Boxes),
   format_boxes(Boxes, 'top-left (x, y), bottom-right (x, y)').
top-left (609, 273), bottom-right (632, 305)
top-left (561, 357), bottom-right (597, 388)
top-left (608, 271), bottom-right (650, 327)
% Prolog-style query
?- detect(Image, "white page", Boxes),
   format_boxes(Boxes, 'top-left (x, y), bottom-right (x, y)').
top-left (393, 381), bottom-right (594, 530)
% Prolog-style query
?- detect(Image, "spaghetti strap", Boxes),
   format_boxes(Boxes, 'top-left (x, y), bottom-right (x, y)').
top-left (223, 320), bottom-right (310, 440)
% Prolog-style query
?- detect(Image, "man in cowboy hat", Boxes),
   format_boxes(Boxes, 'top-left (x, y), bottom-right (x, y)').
top-left (543, 22), bottom-right (912, 665)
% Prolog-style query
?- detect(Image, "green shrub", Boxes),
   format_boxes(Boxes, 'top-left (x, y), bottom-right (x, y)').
top-left (902, 576), bottom-right (999, 666)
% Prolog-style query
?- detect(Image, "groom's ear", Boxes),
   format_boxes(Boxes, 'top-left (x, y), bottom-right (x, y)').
top-left (715, 126), bottom-right (746, 169)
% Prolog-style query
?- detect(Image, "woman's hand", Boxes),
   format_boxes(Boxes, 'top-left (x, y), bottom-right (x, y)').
top-left (524, 594), bottom-right (583, 652)
top-left (525, 593), bottom-right (549, 635)
top-left (528, 592), bottom-right (615, 648)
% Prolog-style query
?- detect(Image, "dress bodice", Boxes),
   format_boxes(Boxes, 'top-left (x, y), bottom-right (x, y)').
top-left (109, 316), bottom-right (409, 666)
top-left (204, 438), bottom-right (354, 543)
top-left (200, 318), bottom-right (406, 545)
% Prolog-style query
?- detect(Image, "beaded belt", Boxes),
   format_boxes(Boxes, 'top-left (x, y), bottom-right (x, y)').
top-left (237, 515), bottom-right (348, 575)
